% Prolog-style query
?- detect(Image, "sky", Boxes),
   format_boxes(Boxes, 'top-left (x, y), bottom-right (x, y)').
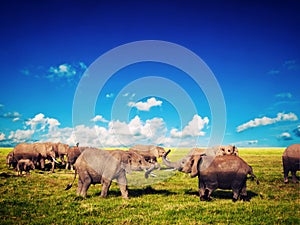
top-left (0, 0), bottom-right (299, 148)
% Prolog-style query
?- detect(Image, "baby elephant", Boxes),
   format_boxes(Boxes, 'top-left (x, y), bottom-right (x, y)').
top-left (17, 159), bottom-right (35, 176)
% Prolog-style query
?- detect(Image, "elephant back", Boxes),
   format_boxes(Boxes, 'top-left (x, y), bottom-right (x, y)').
top-left (283, 144), bottom-right (300, 158)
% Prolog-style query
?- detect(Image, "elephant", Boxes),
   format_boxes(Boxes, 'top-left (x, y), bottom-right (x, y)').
top-left (65, 144), bottom-right (86, 170)
top-left (65, 148), bottom-right (155, 199)
top-left (189, 145), bottom-right (239, 157)
top-left (282, 144), bottom-right (300, 183)
top-left (6, 151), bottom-right (17, 169)
top-left (16, 159), bottom-right (35, 176)
top-left (13, 142), bottom-right (58, 173)
top-left (163, 150), bottom-right (259, 201)
top-left (129, 144), bottom-right (166, 170)
top-left (162, 145), bottom-right (239, 170)
top-left (47, 142), bottom-right (69, 165)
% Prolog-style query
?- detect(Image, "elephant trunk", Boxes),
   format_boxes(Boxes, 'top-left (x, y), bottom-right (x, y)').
top-left (144, 164), bottom-right (156, 179)
top-left (162, 149), bottom-right (181, 169)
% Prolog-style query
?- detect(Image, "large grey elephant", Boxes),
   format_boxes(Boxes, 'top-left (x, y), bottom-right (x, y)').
top-left (163, 150), bottom-right (258, 201)
top-left (13, 143), bottom-right (58, 172)
top-left (282, 144), bottom-right (300, 183)
top-left (129, 144), bottom-right (166, 169)
top-left (65, 148), bottom-right (155, 198)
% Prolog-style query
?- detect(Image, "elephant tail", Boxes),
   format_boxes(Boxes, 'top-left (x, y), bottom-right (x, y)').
top-left (248, 166), bottom-right (259, 185)
top-left (65, 168), bottom-right (77, 190)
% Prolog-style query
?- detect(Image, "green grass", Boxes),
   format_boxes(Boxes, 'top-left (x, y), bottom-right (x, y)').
top-left (0, 147), bottom-right (299, 224)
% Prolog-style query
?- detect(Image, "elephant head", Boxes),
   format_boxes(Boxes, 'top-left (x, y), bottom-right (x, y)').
top-left (218, 145), bottom-right (238, 156)
top-left (162, 149), bottom-right (205, 172)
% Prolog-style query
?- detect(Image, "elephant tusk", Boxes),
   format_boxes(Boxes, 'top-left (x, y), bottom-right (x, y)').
top-left (51, 157), bottom-right (59, 164)
top-left (150, 172), bottom-right (156, 177)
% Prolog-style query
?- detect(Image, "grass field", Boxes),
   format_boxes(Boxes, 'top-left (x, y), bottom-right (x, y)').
top-left (0, 147), bottom-right (299, 224)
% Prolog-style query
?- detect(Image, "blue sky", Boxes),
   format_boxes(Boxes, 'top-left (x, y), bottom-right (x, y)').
top-left (0, 0), bottom-right (299, 147)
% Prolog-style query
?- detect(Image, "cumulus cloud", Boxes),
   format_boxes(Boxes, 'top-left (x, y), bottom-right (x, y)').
top-left (237, 112), bottom-right (298, 132)
top-left (8, 129), bottom-right (35, 143)
top-left (128, 97), bottom-right (162, 111)
top-left (43, 115), bottom-right (167, 147)
top-left (170, 115), bottom-right (209, 138)
top-left (3, 112), bottom-right (210, 147)
top-left (25, 113), bottom-right (60, 132)
top-left (91, 115), bottom-right (108, 123)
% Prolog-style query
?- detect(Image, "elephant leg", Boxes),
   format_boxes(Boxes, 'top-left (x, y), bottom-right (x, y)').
top-left (60, 155), bottom-right (65, 165)
top-left (51, 161), bottom-right (55, 173)
top-left (240, 184), bottom-right (249, 201)
top-left (117, 174), bottom-right (128, 199)
top-left (283, 167), bottom-right (289, 183)
top-left (198, 179), bottom-right (207, 201)
top-left (291, 170), bottom-right (298, 183)
top-left (101, 179), bottom-right (112, 198)
top-left (206, 189), bottom-right (214, 201)
top-left (76, 178), bottom-right (83, 196)
top-left (80, 177), bottom-right (91, 198)
top-left (40, 158), bottom-right (45, 170)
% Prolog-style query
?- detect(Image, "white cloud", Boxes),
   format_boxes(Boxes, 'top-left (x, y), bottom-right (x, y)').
top-left (128, 97), bottom-right (162, 111)
top-left (106, 93), bottom-right (114, 98)
top-left (91, 115), bottom-right (108, 123)
top-left (48, 63), bottom-right (77, 79)
top-left (278, 132), bottom-right (293, 141)
top-left (8, 129), bottom-right (34, 142)
top-left (123, 92), bottom-right (136, 99)
top-left (25, 113), bottom-right (60, 132)
top-left (170, 114), bottom-right (209, 138)
top-left (4, 111), bottom-right (211, 147)
top-left (0, 132), bottom-right (5, 141)
top-left (1, 111), bottom-right (22, 121)
top-left (237, 112), bottom-right (298, 132)
top-left (43, 115), bottom-right (168, 147)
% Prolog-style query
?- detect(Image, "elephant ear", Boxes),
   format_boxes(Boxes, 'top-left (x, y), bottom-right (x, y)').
top-left (190, 155), bottom-right (202, 178)
top-left (121, 152), bottom-right (132, 173)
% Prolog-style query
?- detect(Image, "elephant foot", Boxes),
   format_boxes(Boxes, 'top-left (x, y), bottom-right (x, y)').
top-left (240, 195), bottom-right (250, 202)
top-left (284, 179), bottom-right (289, 184)
top-left (200, 195), bottom-right (211, 201)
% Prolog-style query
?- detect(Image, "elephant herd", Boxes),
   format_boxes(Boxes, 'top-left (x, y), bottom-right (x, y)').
top-left (5, 142), bottom-right (300, 201)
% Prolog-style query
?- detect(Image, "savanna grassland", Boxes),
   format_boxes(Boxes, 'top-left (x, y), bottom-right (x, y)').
top-left (0, 147), bottom-right (299, 225)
